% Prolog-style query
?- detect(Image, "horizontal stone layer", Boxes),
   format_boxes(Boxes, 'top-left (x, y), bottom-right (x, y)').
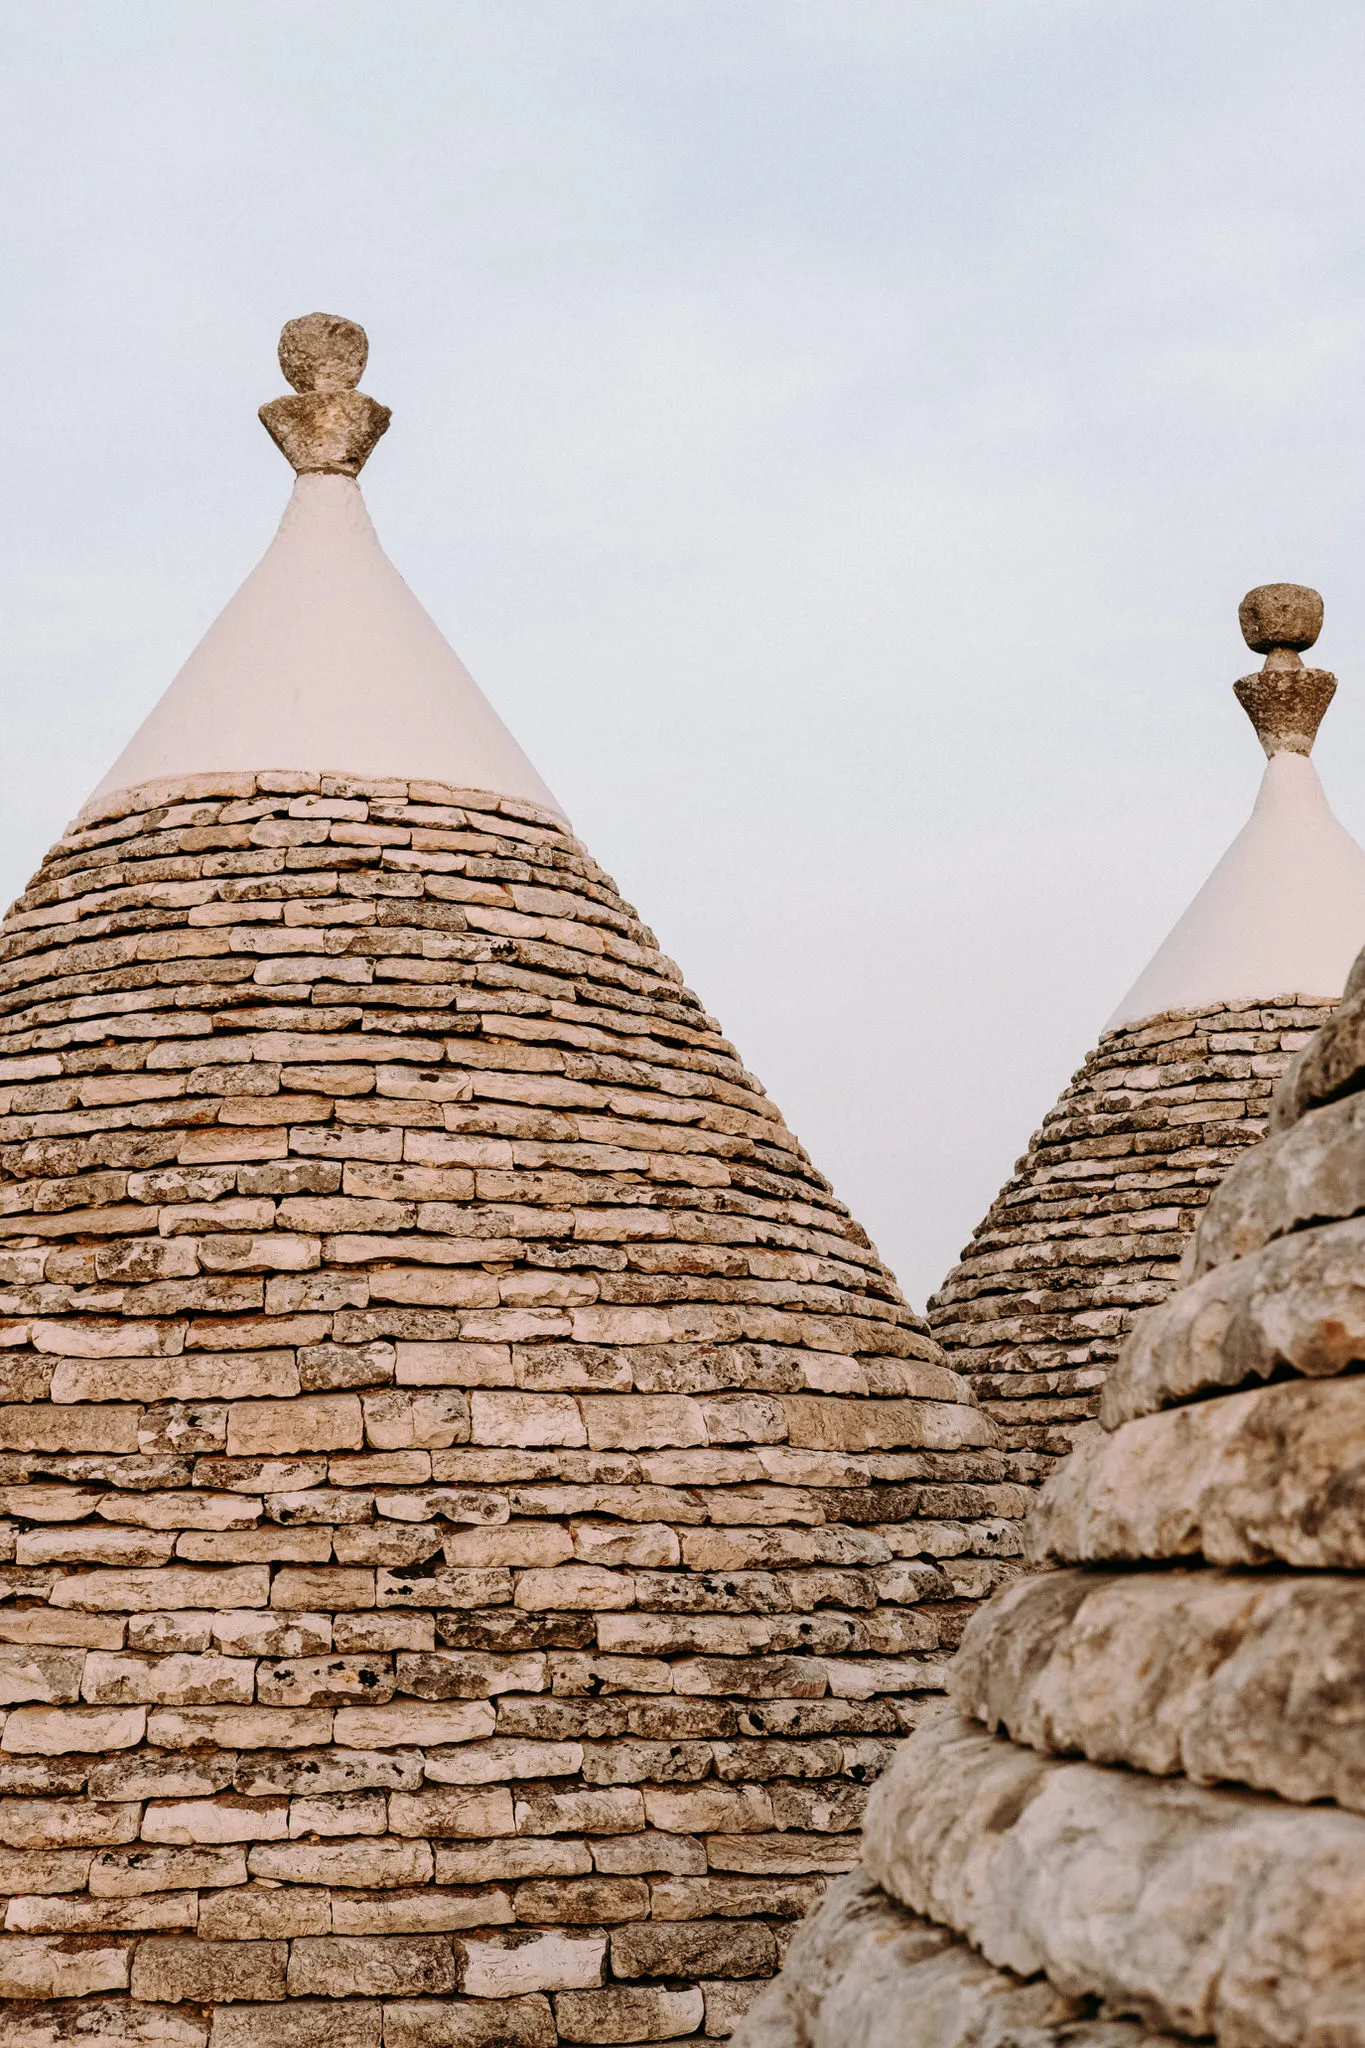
top-left (1100, 1213), bottom-right (1365, 1428)
top-left (0, 1984), bottom-right (724, 2045)
top-left (1028, 1376), bottom-right (1365, 1569)
top-left (1270, 974), bottom-right (1365, 1131)
top-left (862, 1711), bottom-right (1365, 2046)
top-left (1191, 1087), bottom-right (1365, 1275)
top-left (953, 1564), bottom-right (1365, 1811)
top-left (730, 1871), bottom-right (1176, 2048)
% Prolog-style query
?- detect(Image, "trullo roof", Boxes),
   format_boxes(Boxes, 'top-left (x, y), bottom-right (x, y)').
top-left (0, 312), bottom-right (1005, 2043)
top-left (928, 583), bottom-right (1365, 1496)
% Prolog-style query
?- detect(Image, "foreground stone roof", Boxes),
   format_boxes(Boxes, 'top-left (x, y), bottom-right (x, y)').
top-left (738, 952), bottom-right (1365, 2046)
top-left (0, 318), bottom-right (1009, 2045)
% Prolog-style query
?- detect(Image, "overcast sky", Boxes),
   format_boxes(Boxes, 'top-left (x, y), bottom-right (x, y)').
top-left (4, 1), bottom-right (1365, 1304)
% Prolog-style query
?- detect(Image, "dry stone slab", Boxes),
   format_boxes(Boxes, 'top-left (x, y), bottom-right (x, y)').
top-left (1027, 1376), bottom-right (1365, 1569)
top-left (862, 1711), bottom-right (1365, 2046)
top-left (1190, 1086), bottom-right (1365, 1274)
top-left (952, 1564), bottom-right (1365, 1811)
top-left (0, 2005), bottom-right (211, 2047)
top-left (1269, 978), bottom-right (1365, 1130)
top-left (1099, 1213), bottom-right (1365, 1428)
top-left (730, 1872), bottom-right (1178, 2048)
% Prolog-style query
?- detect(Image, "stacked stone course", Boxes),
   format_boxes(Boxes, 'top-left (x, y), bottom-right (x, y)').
top-left (738, 949), bottom-right (1365, 2046)
top-left (928, 1000), bottom-right (1329, 1471)
top-left (0, 765), bottom-right (1010, 2046)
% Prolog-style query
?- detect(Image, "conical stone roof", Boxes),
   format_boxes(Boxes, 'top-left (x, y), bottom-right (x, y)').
top-left (928, 583), bottom-right (1365, 1485)
top-left (737, 949), bottom-right (1365, 2046)
top-left (0, 316), bottom-right (1004, 2046)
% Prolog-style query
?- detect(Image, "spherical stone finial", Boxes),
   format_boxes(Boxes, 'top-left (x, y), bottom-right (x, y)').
top-left (1239, 582), bottom-right (1323, 658)
top-left (260, 313), bottom-right (390, 477)
top-left (278, 312), bottom-right (369, 395)
top-left (1233, 581), bottom-right (1336, 759)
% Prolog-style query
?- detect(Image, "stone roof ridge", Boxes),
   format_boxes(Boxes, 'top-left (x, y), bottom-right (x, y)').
top-left (1106, 581), bottom-right (1365, 1031)
top-left (89, 311), bottom-right (565, 823)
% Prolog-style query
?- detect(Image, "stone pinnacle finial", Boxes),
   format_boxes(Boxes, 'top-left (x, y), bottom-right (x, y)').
top-left (1234, 582), bottom-right (1336, 757)
top-left (259, 312), bottom-right (391, 477)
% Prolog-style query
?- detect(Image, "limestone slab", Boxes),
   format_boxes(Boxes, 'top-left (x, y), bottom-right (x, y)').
top-left (953, 1564), bottom-right (1365, 1810)
top-left (1101, 1214), bottom-right (1365, 1428)
top-left (1028, 1376), bottom-right (1365, 1568)
top-left (1269, 981), bottom-right (1365, 1131)
top-left (1192, 1087), bottom-right (1365, 1273)
top-left (730, 1872), bottom-right (1178, 2048)
top-left (863, 1712), bottom-right (1365, 2045)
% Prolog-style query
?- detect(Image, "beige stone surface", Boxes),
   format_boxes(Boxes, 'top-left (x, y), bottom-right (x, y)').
top-left (1100, 1213), bottom-right (1365, 1428)
top-left (730, 1872), bottom-right (1177, 2048)
top-left (1190, 1085), bottom-right (1365, 1273)
top-left (1269, 980), bottom-right (1365, 1130)
top-left (1028, 1375), bottom-right (1365, 1568)
top-left (952, 1564), bottom-right (1365, 1810)
top-left (863, 1712), bottom-right (1365, 2045)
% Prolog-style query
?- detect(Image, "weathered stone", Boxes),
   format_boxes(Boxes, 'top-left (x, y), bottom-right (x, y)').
top-left (862, 1712), bottom-right (1365, 2045)
top-left (1270, 983), bottom-right (1365, 1130)
top-left (1192, 1086), bottom-right (1365, 1273)
top-left (460, 1930), bottom-right (605, 1997)
top-left (1103, 1214), bottom-right (1365, 1428)
top-left (552, 1983), bottom-right (705, 2041)
top-left (0, 345), bottom-right (992, 2044)
top-left (928, 1000), bottom-right (1327, 1475)
top-left (286, 1935), bottom-right (456, 1997)
top-left (208, 2005), bottom-right (381, 2048)
top-left (953, 1565), bottom-right (1365, 1812)
top-left (1029, 1376), bottom-right (1365, 1568)
top-left (729, 1872), bottom-right (1174, 2048)
top-left (382, 1998), bottom-right (555, 2048)
top-left (130, 1937), bottom-right (287, 2003)
top-left (0, 1937), bottom-right (132, 1999)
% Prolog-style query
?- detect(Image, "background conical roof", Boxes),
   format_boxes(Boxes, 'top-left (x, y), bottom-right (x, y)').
top-left (929, 585), bottom-right (1365, 1493)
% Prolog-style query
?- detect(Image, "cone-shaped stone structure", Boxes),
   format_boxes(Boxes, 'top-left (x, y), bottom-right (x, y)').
top-left (928, 584), bottom-right (1365, 1484)
top-left (736, 971), bottom-right (1365, 2046)
top-left (0, 318), bottom-right (1004, 2044)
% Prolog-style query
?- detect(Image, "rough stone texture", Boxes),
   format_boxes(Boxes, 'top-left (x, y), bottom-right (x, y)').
top-left (927, 1003), bottom-right (1326, 1473)
top-left (731, 1872), bottom-right (1175, 2048)
top-left (0, 770), bottom-right (1009, 2041)
top-left (1027, 1375), bottom-right (1365, 1569)
top-left (1269, 956), bottom-right (1365, 1130)
top-left (1191, 1080), bottom-right (1365, 1275)
top-left (862, 1712), bottom-right (1365, 2046)
top-left (748, 917), bottom-right (1365, 2042)
top-left (952, 1565), bottom-right (1365, 1811)
top-left (1100, 1212), bottom-right (1365, 1427)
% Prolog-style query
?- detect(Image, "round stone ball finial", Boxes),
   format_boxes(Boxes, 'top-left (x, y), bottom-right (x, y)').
top-left (1238, 583), bottom-right (1323, 660)
top-left (1233, 582), bottom-right (1336, 760)
top-left (278, 313), bottom-right (369, 395)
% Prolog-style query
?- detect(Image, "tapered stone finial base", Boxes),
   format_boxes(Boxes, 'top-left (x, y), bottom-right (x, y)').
top-left (1234, 581), bottom-right (1335, 757)
top-left (259, 311), bottom-right (391, 475)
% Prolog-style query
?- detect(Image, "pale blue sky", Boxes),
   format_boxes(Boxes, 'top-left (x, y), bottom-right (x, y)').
top-left (4, 2), bottom-right (1365, 1301)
